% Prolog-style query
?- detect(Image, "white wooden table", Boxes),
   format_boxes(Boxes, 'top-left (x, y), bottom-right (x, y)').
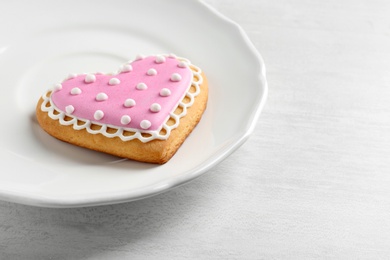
top-left (1, 0), bottom-right (390, 258)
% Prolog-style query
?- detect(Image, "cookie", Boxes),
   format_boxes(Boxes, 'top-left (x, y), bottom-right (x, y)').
top-left (36, 54), bottom-right (208, 164)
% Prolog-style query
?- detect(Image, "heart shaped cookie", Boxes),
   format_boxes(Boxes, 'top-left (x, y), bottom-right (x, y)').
top-left (36, 54), bottom-right (208, 164)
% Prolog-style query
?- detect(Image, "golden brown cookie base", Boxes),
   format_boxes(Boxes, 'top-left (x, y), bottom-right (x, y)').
top-left (36, 72), bottom-right (208, 164)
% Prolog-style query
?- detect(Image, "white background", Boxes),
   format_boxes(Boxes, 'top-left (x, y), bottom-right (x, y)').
top-left (1, 0), bottom-right (390, 259)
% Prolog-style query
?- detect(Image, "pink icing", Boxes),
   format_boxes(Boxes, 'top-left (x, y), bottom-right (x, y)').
top-left (51, 55), bottom-right (192, 131)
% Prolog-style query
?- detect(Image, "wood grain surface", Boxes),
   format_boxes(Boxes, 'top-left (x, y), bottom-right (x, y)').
top-left (1, 0), bottom-right (390, 259)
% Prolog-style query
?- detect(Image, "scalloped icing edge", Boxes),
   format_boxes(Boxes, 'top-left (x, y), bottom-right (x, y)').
top-left (40, 55), bottom-right (203, 143)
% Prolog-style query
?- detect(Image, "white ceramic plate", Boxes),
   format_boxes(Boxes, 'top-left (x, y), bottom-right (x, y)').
top-left (0, 0), bottom-right (267, 207)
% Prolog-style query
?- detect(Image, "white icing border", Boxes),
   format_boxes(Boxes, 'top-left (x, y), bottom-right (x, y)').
top-left (40, 55), bottom-right (203, 143)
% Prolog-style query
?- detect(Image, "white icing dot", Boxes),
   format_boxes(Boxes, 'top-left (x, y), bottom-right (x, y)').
top-left (170, 73), bottom-right (182, 82)
top-left (140, 120), bottom-right (151, 129)
top-left (160, 88), bottom-right (171, 97)
top-left (109, 77), bottom-right (120, 85)
top-left (121, 115), bottom-right (131, 125)
top-left (67, 73), bottom-right (77, 79)
top-left (84, 74), bottom-right (96, 83)
top-left (124, 98), bottom-right (136, 107)
top-left (70, 87), bottom-right (82, 95)
top-left (94, 110), bottom-right (104, 120)
top-left (53, 83), bottom-right (62, 92)
top-left (147, 68), bottom-right (157, 76)
top-left (65, 105), bottom-right (74, 114)
top-left (136, 82), bottom-right (147, 90)
top-left (168, 53), bottom-right (177, 58)
top-left (150, 103), bottom-right (161, 113)
top-left (96, 92), bottom-right (108, 101)
top-left (120, 64), bottom-right (133, 73)
top-left (177, 61), bottom-right (188, 68)
top-left (135, 54), bottom-right (144, 60)
top-left (155, 55), bottom-right (166, 64)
